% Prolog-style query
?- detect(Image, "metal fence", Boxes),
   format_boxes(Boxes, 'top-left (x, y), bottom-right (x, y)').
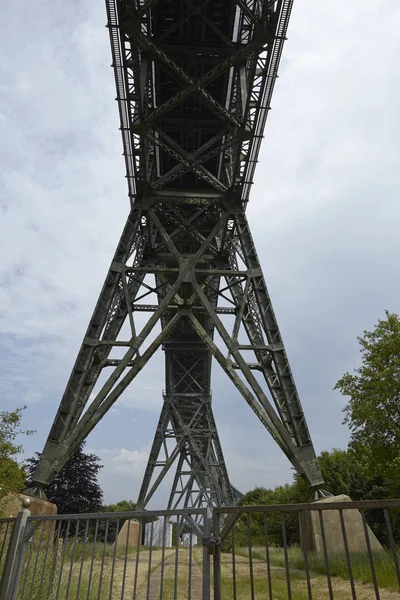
top-left (1, 499), bottom-right (400, 600)
top-left (0, 519), bottom-right (15, 578)
top-left (213, 499), bottom-right (400, 600)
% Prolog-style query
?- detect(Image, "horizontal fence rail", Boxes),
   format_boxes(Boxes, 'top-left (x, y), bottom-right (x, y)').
top-left (1, 500), bottom-right (400, 600)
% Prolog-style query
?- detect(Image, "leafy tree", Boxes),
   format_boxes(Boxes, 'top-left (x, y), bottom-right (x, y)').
top-left (99, 499), bottom-right (138, 541)
top-left (25, 443), bottom-right (103, 514)
top-left (0, 458), bottom-right (26, 505)
top-left (0, 407), bottom-right (34, 505)
top-left (335, 311), bottom-right (400, 472)
top-left (103, 499), bottom-right (136, 513)
top-left (234, 485), bottom-right (300, 548)
top-left (291, 448), bottom-right (372, 501)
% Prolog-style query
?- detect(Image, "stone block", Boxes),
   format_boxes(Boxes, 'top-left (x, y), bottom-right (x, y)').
top-left (301, 494), bottom-right (383, 555)
top-left (116, 519), bottom-right (141, 550)
top-left (0, 493), bottom-right (57, 518)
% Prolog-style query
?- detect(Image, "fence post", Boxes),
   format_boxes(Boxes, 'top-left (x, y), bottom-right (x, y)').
top-left (213, 510), bottom-right (222, 600)
top-left (0, 499), bottom-right (31, 600)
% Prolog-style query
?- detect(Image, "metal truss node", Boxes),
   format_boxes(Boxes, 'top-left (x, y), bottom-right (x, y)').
top-left (27, 0), bottom-right (324, 508)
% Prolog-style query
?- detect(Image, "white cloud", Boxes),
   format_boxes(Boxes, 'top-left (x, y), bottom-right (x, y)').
top-left (95, 448), bottom-right (149, 476)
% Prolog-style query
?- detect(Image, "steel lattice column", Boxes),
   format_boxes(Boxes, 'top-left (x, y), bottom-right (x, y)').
top-left (27, 0), bottom-right (326, 505)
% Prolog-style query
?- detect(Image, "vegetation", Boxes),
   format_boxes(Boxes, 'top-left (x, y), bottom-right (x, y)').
top-left (103, 499), bottom-right (136, 513)
top-left (0, 406), bottom-right (34, 506)
top-left (1, 534), bottom-right (174, 600)
top-left (25, 443), bottom-right (103, 515)
top-left (99, 499), bottom-right (137, 541)
top-left (234, 545), bottom-right (400, 591)
top-left (335, 310), bottom-right (400, 474)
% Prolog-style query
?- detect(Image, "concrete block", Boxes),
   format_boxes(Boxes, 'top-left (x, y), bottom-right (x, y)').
top-left (0, 493), bottom-right (58, 541)
top-left (0, 493), bottom-right (57, 518)
top-left (301, 494), bottom-right (383, 555)
top-left (116, 519), bottom-right (141, 550)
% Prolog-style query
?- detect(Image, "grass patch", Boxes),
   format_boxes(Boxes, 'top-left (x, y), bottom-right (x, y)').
top-left (220, 552), bottom-right (315, 600)
top-left (6, 536), bottom-right (175, 600)
top-left (3, 533), bottom-right (400, 599)
top-left (161, 548), bottom-right (204, 600)
top-left (235, 545), bottom-right (400, 591)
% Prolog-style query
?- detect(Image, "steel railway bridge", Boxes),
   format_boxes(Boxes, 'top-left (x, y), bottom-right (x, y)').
top-left (28, 0), bottom-right (325, 509)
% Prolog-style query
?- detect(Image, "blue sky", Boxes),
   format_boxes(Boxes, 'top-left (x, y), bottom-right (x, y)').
top-left (1, 0), bottom-right (400, 505)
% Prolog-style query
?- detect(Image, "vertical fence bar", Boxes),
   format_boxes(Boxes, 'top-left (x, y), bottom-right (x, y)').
top-left (384, 508), bottom-right (400, 589)
top-left (246, 513), bottom-right (255, 600)
top-left (318, 511), bottom-right (333, 600)
top-left (338, 509), bottom-right (356, 600)
top-left (120, 518), bottom-right (131, 600)
top-left (86, 518), bottom-right (99, 600)
top-left (0, 507), bottom-right (30, 600)
top-left (46, 519), bottom-right (62, 600)
top-left (173, 516), bottom-right (180, 600)
top-left (263, 513), bottom-right (273, 600)
top-left (299, 511), bottom-right (312, 600)
top-left (231, 523), bottom-right (237, 600)
top-left (66, 520), bottom-right (80, 600)
top-left (202, 509), bottom-right (211, 600)
top-left (188, 524), bottom-right (193, 600)
top-left (55, 520), bottom-right (71, 600)
top-left (361, 510), bottom-right (380, 600)
top-left (159, 517), bottom-right (167, 600)
top-left (213, 511), bottom-right (222, 600)
top-left (146, 519), bottom-right (154, 600)
top-left (281, 512), bottom-right (292, 600)
top-left (109, 518), bottom-right (120, 600)
top-left (98, 518), bottom-right (110, 600)
top-left (76, 519), bottom-right (90, 600)
top-left (132, 519), bottom-right (143, 600)
top-left (36, 517), bottom-right (54, 600)
top-left (27, 520), bottom-right (46, 600)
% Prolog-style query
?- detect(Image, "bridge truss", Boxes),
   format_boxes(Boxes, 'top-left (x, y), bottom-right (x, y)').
top-left (29, 0), bottom-right (325, 507)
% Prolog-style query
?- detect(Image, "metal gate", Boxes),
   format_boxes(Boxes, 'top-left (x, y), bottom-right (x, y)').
top-left (1, 499), bottom-right (400, 600)
top-left (0, 507), bottom-right (212, 600)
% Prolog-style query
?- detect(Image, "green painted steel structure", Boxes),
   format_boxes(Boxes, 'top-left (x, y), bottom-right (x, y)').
top-left (27, 0), bottom-right (325, 508)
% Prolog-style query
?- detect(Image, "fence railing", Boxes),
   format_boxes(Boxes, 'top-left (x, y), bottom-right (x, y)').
top-left (1, 499), bottom-right (400, 600)
top-left (214, 498), bottom-right (400, 600)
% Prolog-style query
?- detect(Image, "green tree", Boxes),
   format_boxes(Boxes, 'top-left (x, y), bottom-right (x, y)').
top-left (25, 443), bottom-right (103, 514)
top-left (335, 311), bottom-right (400, 472)
top-left (103, 499), bottom-right (136, 513)
top-left (99, 499), bottom-right (138, 541)
top-left (235, 485), bottom-right (300, 547)
top-left (0, 407), bottom-right (34, 505)
top-left (291, 448), bottom-right (372, 501)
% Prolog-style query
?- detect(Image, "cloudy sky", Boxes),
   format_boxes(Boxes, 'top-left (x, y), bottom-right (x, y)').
top-left (1, 0), bottom-right (400, 505)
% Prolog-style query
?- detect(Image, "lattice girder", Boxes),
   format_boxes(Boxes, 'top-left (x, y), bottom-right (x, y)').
top-left (28, 0), bottom-right (325, 503)
top-left (30, 195), bottom-right (323, 500)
